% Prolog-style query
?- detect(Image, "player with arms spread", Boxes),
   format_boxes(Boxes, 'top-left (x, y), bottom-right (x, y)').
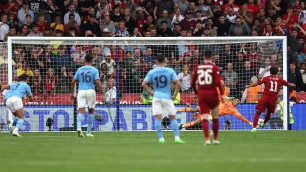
top-left (177, 97), bottom-right (252, 130)
top-left (246, 66), bottom-right (295, 132)
top-left (142, 55), bottom-right (184, 144)
top-left (71, 54), bottom-right (103, 137)
top-left (0, 74), bottom-right (33, 137)
top-left (191, 50), bottom-right (225, 145)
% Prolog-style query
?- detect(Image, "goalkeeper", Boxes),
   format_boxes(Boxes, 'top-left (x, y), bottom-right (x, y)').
top-left (178, 97), bottom-right (252, 129)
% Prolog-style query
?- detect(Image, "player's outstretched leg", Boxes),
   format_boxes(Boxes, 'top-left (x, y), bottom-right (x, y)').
top-left (154, 115), bottom-right (165, 144)
top-left (86, 113), bottom-right (94, 137)
top-left (251, 111), bottom-right (261, 132)
top-left (169, 115), bottom-right (184, 144)
top-left (201, 115), bottom-right (210, 145)
top-left (77, 111), bottom-right (84, 137)
top-left (12, 109), bottom-right (25, 137)
top-left (261, 112), bottom-right (272, 128)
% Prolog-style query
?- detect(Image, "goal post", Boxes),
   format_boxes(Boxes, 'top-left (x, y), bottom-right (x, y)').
top-left (5, 36), bottom-right (288, 132)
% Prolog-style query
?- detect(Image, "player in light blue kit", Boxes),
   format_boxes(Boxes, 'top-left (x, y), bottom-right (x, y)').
top-left (142, 55), bottom-right (184, 144)
top-left (71, 54), bottom-right (102, 137)
top-left (0, 74), bottom-right (33, 137)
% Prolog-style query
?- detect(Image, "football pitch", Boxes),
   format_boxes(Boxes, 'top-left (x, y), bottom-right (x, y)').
top-left (0, 131), bottom-right (306, 172)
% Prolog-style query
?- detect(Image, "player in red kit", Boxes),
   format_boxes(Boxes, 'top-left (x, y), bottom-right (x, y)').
top-left (191, 50), bottom-right (225, 145)
top-left (246, 66), bottom-right (296, 132)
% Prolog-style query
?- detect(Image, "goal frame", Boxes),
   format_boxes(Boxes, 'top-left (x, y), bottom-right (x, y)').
top-left (7, 36), bottom-right (288, 130)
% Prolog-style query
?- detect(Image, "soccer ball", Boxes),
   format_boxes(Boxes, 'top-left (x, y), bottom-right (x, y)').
top-left (257, 118), bottom-right (264, 126)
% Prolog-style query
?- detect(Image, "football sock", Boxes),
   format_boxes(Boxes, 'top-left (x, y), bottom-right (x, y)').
top-left (15, 117), bottom-right (24, 130)
top-left (87, 114), bottom-right (94, 133)
top-left (170, 119), bottom-right (179, 138)
top-left (154, 119), bottom-right (163, 139)
top-left (201, 119), bottom-right (210, 141)
top-left (253, 111), bottom-right (261, 128)
top-left (234, 113), bottom-right (252, 125)
top-left (212, 119), bottom-right (219, 140)
top-left (264, 113), bottom-right (272, 124)
top-left (77, 113), bottom-right (83, 130)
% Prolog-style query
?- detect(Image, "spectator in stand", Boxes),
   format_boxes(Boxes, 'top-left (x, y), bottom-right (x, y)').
top-left (110, 5), bottom-right (124, 23)
top-left (118, 21), bottom-right (129, 37)
top-left (35, 14), bottom-right (48, 33)
top-left (50, 14), bottom-right (64, 35)
top-left (246, 43), bottom-right (259, 71)
top-left (198, 0), bottom-right (214, 19)
top-left (80, 14), bottom-right (100, 36)
top-left (27, 24), bottom-right (42, 37)
top-left (54, 45), bottom-right (71, 70)
top-left (64, 13), bottom-right (80, 36)
top-left (18, 24), bottom-right (29, 36)
top-left (127, 60), bottom-right (142, 93)
top-left (32, 69), bottom-right (43, 95)
top-left (44, 67), bottom-right (57, 96)
top-left (216, 15), bottom-right (230, 36)
top-left (177, 64), bottom-right (191, 93)
top-left (222, 62), bottom-right (238, 97)
top-left (64, 4), bottom-right (81, 26)
top-left (258, 58), bottom-right (271, 79)
top-left (4, 26), bottom-right (16, 41)
top-left (289, 63), bottom-right (304, 91)
top-left (238, 60), bottom-right (256, 94)
top-left (222, 0), bottom-right (240, 13)
top-left (172, 8), bottom-right (184, 27)
top-left (229, 17), bottom-right (251, 36)
top-left (192, 21), bottom-right (203, 36)
top-left (7, 13), bottom-right (18, 29)
top-left (282, 6), bottom-right (298, 28)
top-left (101, 15), bottom-right (115, 35)
top-left (239, 3), bottom-right (254, 26)
top-left (0, 13), bottom-right (9, 41)
top-left (154, 0), bottom-right (174, 21)
top-left (246, 0), bottom-right (259, 18)
top-left (17, 3), bottom-right (34, 26)
top-left (105, 78), bottom-right (116, 104)
top-left (102, 52), bottom-right (115, 76)
top-left (158, 21), bottom-right (173, 36)
top-left (233, 51), bottom-right (246, 73)
top-left (180, 10), bottom-right (196, 31)
top-left (57, 66), bottom-right (70, 93)
top-left (288, 28), bottom-right (302, 53)
top-left (176, 0), bottom-right (189, 14)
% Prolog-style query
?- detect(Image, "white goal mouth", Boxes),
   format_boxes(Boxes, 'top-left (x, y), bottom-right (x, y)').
top-left (0, 36), bottom-right (288, 132)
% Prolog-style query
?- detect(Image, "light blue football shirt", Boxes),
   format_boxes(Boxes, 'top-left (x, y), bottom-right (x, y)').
top-left (144, 67), bottom-right (178, 100)
top-left (4, 81), bottom-right (32, 103)
top-left (74, 65), bottom-right (100, 91)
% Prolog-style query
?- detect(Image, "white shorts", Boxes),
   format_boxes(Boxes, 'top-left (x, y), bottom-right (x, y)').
top-left (77, 89), bottom-right (96, 109)
top-left (6, 97), bottom-right (23, 113)
top-left (152, 98), bottom-right (176, 116)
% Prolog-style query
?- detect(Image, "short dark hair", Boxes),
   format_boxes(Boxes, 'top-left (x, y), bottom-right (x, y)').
top-left (18, 74), bottom-right (28, 81)
top-left (270, 66), bottom-right (279, 75)
top-left (85, 54), bottom-right (94, 62)
top-left (155, 55), bottom-right (165, 63)
top-left (204, 50), bottom-right (213, 59)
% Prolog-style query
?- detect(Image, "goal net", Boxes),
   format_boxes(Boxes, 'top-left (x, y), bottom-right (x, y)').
top-left (4, 37), bottom-right (288, 132)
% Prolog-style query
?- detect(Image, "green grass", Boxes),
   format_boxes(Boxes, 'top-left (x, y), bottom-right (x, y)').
top-left (1, 131), bottom-right (306, 172)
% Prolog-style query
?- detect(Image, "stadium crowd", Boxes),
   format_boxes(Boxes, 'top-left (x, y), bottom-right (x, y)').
top-left (2, 0), bottom-right (305, 103)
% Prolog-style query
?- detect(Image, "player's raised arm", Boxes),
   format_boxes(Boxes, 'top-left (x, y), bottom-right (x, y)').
top-left (288, 83), bottom-right (296, 87)
top-left (71, 78), bottom-right (77, 100)
top-left (95, 79), bottom-right (103, 93)
top-left (142, 71), bottom-right (153, 96)
top-left (0, 85), bottom-right (10, 92)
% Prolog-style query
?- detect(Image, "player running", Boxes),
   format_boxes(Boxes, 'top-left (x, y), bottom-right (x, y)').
top-left (191, 50), bottom-right (225, 145)
top-left (71, 54), bottom-right (103, 137)
top-left (246, 66), bottom-right (295, 132)
top-left (177, 97), bottom-right (252, 130)
top-left (0, 74), bottom-right (33, 137)
top-left (142, 55), bottom-right (184, 144)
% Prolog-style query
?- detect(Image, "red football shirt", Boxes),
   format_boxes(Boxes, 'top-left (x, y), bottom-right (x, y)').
top-left (191, 62), bottom-right (223, 94)
top-left (257, 75), bottom-right (289, 98)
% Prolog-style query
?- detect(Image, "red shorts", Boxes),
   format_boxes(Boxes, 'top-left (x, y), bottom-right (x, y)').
top-left (256, 94), bottom-right (277, 113)
top-left (198, 91), bottom-right (220, 114)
